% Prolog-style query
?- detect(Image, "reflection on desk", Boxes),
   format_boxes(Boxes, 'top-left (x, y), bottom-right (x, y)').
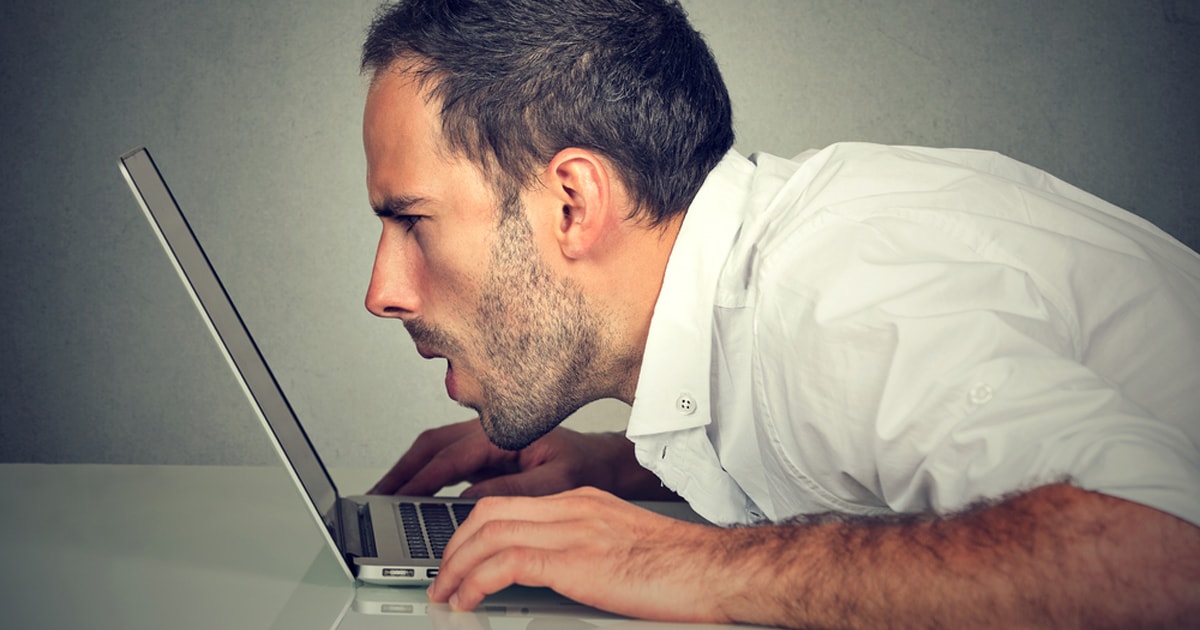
top-left (342, 585), bottom-right (758, 629)
top-left (0, 465), bottom-right (764, 629)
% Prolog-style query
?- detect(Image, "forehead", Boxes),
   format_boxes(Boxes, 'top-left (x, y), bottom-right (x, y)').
top-left (363, 70), bottom-right (445, 188)
top-left (362, 67), bottom-right (504, 228)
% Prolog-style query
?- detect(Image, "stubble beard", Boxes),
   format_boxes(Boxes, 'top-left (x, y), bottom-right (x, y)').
top-left (404, 195), bottom-right (615, 451)
top-left (471, 198), bottom-right (608, 450)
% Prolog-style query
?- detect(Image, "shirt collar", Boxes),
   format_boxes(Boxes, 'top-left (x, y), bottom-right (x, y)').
top-left (626, 150), bottom-right (754, 438)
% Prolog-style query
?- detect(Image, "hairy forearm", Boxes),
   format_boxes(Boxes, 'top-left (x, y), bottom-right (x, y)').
top-left (715, 484), bottom-right (1200, 629)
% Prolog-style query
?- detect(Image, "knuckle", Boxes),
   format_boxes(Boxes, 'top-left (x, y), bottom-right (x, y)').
top-left (561, 487), bottom-right (611, 510)
top-left (410, 427), bottom-right (439, 451)
top-left (456, 549), bottom-right (537, 599)
top-left (496, 547), bottom-right (544, 581)
top-left (456, 572), bottom-right (497, 603)
top-left (415, 426), bottom-right (446, 445)
top-left (571, 486), bottom-right (608, 501)
top-left (476, 518), bottom-right (517, 542)
top-left (473, 495), bottom-right (508, 513)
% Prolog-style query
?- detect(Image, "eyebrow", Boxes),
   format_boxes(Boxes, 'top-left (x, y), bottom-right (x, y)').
top-left (372, 194), bottom-right (427, 219)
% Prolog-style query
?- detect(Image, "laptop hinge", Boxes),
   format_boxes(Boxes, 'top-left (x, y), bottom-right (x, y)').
top-left (336, 498), bottom-right (364, 559)
top-left (336, 498), bottom-right (378, 560)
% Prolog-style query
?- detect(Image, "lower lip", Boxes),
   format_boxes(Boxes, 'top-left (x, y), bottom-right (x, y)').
top-left (444, 364), bottom-right (457, 401)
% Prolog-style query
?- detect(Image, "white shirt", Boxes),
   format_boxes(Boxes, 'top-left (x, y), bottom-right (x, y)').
top-left (626, 143), bottom-right (1200, 527)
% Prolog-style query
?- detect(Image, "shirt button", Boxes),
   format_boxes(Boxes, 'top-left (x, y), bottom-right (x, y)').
top-left (968, 383), bottom-right (994, 405)
top-left (675, 393), bottom-right (697, 415)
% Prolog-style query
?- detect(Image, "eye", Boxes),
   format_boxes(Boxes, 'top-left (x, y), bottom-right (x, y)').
top-left (391, 215), bottom-right (423, 233)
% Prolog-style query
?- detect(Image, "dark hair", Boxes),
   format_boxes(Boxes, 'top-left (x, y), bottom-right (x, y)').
top-left (361, 0), bottom-right (734, 223)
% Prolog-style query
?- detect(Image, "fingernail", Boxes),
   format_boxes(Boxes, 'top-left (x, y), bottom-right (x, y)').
top-left (449, 592), bottom-right (461, 610)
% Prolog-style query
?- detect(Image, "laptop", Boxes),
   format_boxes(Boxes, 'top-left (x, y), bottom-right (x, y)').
top-left (118, 147), bottom-right (703, 587)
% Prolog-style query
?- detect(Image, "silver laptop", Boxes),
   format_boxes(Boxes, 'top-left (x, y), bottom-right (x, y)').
top-left (118, 147), bottom-right (702, 587)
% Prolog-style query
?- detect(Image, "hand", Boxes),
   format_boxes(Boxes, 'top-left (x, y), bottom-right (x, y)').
top-left (370, 419), bottom-right (673, 499)
top-left (435, 484), bottom-right (1200, 628)
top-left (428, 487), bottom-right (734, 623)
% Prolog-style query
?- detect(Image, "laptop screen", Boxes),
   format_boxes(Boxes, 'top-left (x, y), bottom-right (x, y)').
top-left (119, 148), bottom-right (340, 527)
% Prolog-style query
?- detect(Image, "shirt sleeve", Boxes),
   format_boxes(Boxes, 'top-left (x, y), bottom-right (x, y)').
top-left (750, 207), bottom-right (1200, 525)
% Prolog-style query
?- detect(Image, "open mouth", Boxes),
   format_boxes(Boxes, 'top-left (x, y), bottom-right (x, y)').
top-left (417, 346), bottom-right (458, 400)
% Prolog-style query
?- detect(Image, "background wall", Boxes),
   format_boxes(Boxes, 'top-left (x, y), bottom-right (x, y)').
top-left (2, 1), bottom-right (1197, 470)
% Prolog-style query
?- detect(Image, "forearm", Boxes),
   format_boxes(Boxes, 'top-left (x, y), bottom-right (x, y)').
top-left (716, 484), bottom-right (1200, 629)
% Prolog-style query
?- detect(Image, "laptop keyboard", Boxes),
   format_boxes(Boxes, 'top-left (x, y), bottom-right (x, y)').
top-left (397, 501), bottom-right (474, 560)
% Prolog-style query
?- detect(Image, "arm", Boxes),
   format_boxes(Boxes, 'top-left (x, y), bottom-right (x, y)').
top-left (370, 418), bottom-right (676, 500)
top-left (721, 483), bottom-right (1199, 628)
top-left (430, 483), bottom-right (1200, 628)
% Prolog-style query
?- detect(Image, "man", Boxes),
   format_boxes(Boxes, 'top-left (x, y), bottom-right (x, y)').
top-left (359, 0), bottom-right (1200, 627)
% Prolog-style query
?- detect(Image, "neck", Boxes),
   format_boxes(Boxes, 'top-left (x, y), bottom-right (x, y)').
top-left (602, 212), bottom-right (686, 405)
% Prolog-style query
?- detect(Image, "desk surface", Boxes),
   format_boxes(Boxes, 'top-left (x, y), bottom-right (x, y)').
top-left (0, 464), bottom-right (763, 629)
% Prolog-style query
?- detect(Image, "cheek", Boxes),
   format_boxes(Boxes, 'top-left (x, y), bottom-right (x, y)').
top-left (416, 209), bottom-right (499, 321)
top-left (420, 247), bottom-right (488, 318)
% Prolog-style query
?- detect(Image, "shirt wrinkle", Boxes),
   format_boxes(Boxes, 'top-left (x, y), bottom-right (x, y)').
top-left (627, 143), bottom-right (1200, 527)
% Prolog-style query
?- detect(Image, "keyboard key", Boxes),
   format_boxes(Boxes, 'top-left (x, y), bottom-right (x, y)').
top-left (451, 502), bottom-right (474, 526)
top-left (398, 502), bottom-right (430, 559)
top-left (420, 503), bottom-right (455, 559)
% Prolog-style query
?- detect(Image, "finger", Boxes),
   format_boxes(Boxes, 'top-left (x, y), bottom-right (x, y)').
top-left (432, 495), bottom-right (717, 622)
top-left (368, 420), bottom-right (480, 494)
top-left (442, 489), bottom-right (617, 560)
top-left (460, 463), bottom-right (579, 498)
top-left (395, 435), bottom-right (509, 496)
top-left (431, 519), bottom-right (584, 607)
top-left (444, 546), bottom-right (557, 612)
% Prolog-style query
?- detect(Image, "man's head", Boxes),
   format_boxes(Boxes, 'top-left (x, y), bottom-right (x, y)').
top-left (360, 0), bottom-right (733, 223)
top-left (361, 0), bottom-right (732, 449)
top-left (363, 71), bottom-right (623, 450)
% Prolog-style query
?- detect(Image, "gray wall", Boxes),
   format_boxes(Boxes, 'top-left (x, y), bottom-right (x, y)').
top-left (2, 1), bottom-right (1197, 467)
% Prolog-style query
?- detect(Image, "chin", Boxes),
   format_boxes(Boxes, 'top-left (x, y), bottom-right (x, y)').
top-left (480, 406), bottom-right (571, 451)
top-left (474, 412), bottom-right (532, 451)
top-left (458, 402), bottom-right (519, 449)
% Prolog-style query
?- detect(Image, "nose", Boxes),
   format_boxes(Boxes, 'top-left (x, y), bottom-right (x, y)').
top-left (365, 228), bottom-right (421, 319)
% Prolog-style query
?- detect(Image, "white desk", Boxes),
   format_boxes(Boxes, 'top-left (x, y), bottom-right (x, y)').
top-left (0, 464), bottom-right (765, 629)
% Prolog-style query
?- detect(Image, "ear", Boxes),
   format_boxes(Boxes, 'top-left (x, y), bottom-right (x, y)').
top-left (544, 148), bottom-right (617, 260)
